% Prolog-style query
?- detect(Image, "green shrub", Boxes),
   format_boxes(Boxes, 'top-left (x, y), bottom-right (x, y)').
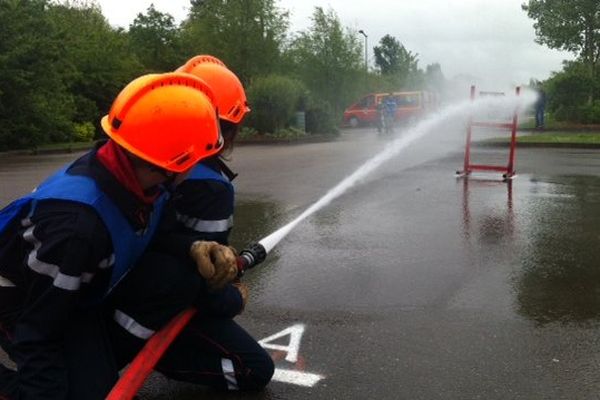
top-left (305, 100), bottom-right (338, 135)
top-left (246, 75), bottom-right (307, 134)
top-left (581, 101), bottom-right (600, 124)
top-left (238, 126), bottom-right (259, 139)
top-left (545, 60), bottom-right (600, 123)
top-left (72, 122), bottom-right (96, 142)
top-left (267, 127), bottom-right (307, 139)
top-left (554, 102), bottom-right (600, 124)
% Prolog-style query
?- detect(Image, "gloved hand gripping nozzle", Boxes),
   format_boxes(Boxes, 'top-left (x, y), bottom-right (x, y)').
top-left (236, 242), bottom-right (267, 276)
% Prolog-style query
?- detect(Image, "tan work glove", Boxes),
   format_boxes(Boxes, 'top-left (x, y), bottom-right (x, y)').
top-left (231, 279), bottom-right (249, 313)
top-left (190, 241), bottom-right (238, 290)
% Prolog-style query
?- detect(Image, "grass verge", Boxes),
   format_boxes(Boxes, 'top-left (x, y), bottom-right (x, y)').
top-left (517, 132), bottom-right (600, 144)
top-left (485, 132), bottom-right (600, 146)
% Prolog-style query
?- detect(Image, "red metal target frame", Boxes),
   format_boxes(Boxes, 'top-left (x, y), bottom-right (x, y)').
top-left (457, 85), bottom-right (521, 180)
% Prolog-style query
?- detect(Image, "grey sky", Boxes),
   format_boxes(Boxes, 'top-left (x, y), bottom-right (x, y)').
top-left (96, 0), bottom-right (574, 89)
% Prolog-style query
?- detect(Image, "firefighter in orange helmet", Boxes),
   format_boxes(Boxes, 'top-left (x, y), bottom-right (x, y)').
top-left (109, 56), bottom-right (274, 394)
top-left (177, 54), bottom-right (250, 152)
top-left (0, 72), bottom-right (237, 399)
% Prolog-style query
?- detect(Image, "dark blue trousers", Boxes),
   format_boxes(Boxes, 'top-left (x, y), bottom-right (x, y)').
top-left (108, 250), bottom-right (274, 391)
top-left (0, 308), bottom-right (118, 400)
top-left (0, 251), bottom-right (273, 399)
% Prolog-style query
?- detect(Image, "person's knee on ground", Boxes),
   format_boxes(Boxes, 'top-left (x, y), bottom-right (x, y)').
top-left (237, 347), bottom-right (274, 391)
top-left (218, 341), bottom-right (274, 391)
top-left (157, 338), bottom-right (274, 392)
top-left (154, 317), bottom-right (274, 391)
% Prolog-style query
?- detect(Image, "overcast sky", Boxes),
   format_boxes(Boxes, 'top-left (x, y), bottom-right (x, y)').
top-left (96, 0), bottom-right (574, 89)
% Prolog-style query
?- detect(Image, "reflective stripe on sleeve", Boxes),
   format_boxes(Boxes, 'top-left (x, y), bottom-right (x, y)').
top-left (176, 213), bottom-right (233, 233)
top-left (113, 309), bottom-right (155, 340)
top-left (23, 226), bottom-right (82, 291)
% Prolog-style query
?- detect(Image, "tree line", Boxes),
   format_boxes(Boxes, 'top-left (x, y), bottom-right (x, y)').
top-left (0, 0), bottom-right (446, 150)
top-left (523, 0), bottom-right (600, 124)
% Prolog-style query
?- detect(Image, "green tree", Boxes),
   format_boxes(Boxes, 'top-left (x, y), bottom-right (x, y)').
top-left (373, 34), bottom-right (419, 76)
top-left (0, 0), bottom-right (75, 150)
top-left (47, 1), bottom-right (142, 135)
top-left (425, 63), bottom-right (444, 88)
top-left (287, 7), bottom-right (363, 116)
top-left (129, 4), bottom-right (182, 72)
top-left (181, 0), bottom-right (289, 83)
top-left (372, 34), bottom-right (423, 90)
top-left (545, 60), bottom-right (600, 122)
top-left (424, 63), bottom-right (445, 96)
top-left (522, 0), bottom-right (600, 101)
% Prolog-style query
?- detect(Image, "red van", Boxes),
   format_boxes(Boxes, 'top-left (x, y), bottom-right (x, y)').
top-left (342, 91), bottom-right (438, 127)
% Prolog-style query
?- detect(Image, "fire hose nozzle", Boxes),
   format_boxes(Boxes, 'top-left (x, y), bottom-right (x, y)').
top-left (237, 242), bottom-right (267, 276)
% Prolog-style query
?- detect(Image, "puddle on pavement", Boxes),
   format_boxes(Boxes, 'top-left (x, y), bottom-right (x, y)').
top-left (513, 175), bottom-right (600, 325)
top-left (229, 198), bottom-right (285, 249)
top-left (228, 198), bottom-right (288, 291)
top-left (457, 175), bottom-right (600, 325)
top-left (459, 177), bottom-right (516, 245)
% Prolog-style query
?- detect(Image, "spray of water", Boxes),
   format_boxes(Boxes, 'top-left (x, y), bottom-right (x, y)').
top-left (259, 91), bottom-right (536, 253)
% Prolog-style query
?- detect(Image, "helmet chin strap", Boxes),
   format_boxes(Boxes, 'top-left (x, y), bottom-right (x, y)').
top-left (128, 152), bottom-right (178, 193)
top-left (162, 173), bottom-right (178, 192)
top-left (215, 157), bottom-right (238, 181)
top-left (146, 168), bottom-right (178, 194)
top-left (148, 165), bottom-right (177, 186)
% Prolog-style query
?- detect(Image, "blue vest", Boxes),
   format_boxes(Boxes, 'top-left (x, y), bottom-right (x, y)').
top-left (0, 166), bottom-right (167, 296)
top-left (188, 162), bottom-right (231, 185)
top-left (187, 163), bottom-right (234, 205)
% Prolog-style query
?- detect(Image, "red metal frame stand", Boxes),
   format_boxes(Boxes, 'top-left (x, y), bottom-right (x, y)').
top-left (457, 85), bottom-right (521, 180)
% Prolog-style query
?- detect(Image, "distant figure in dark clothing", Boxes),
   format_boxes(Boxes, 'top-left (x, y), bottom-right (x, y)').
top-left (535, 89), bottom-right (546, 129)
top-left (381, 94), bottom-right (397, 134)
top-left (376, 100), bottom-right (384, 133)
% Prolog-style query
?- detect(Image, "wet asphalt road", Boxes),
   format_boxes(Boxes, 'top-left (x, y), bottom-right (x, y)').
top-left (2, 128), bottom-right (600, 399)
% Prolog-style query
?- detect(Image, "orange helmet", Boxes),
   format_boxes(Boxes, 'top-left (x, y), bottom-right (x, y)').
top-left (177, 55), bottom-right (250, 124)
top-left (101, 72), bottom-right (223, 173)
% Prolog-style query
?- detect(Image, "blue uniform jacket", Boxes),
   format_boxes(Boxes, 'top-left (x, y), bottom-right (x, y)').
top-left (0, 166), bottom-right (167, 296)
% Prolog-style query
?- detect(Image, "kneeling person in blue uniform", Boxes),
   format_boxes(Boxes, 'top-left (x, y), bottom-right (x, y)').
top-left (0, 72), bottom-right (236, 399)
top-left (109, 56), bottom-right (275, 393)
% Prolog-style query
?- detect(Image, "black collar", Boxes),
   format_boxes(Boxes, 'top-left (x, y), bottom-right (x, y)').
top-left (204, 156), bottom-right (238, 181)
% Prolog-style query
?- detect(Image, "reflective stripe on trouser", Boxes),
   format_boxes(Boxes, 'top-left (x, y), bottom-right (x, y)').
top-left (221, 358), bottom-right (239, 390)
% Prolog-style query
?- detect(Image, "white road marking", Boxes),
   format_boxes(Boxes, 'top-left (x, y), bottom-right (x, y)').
top-left (259, 323), bottom-right (305, 363)
top-left (259, 324), bottom-right (325, 387)
top-left (272, 368), bottom-right (324, 387)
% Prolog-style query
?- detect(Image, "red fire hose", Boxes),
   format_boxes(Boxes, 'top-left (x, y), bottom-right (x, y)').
top-left (106, 243), bottom-right (266, 400)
